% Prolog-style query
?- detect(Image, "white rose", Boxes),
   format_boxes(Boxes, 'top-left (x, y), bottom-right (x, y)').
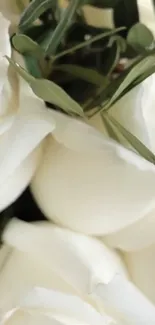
top-left (29, 0), bottom-right (155, 236)
top-left (1, 218), bottom-right (155, 325)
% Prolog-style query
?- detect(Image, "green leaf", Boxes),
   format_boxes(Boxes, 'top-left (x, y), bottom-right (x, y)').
top-left (30, 78), bottom-right (84, 116)
top-left (19, 0), bottom-right (55, 31)
top-left (12, 34), bottom-right (44, 59)
top-left (107, 55), bottom-right (155, 107)
top-left (106, 40), bottom-right (121, 75)
top-left (127, 23), bottom-right (154, 51)
top-left (24, 55), bottom-right (42, 78)
top-left (45, 0), bottom-right (82, 55)
top-left (108, 114), bottom-right (155, 164)
top-left (6, 56), bottom-right (84, 116)
top-left (132, 65), bottom-right (155, 87)
top-left (53, 64), bottom-right (107, 86)
top-left (108, 35), bottom-right (127, 53)
top-left (101, 113), bottom-right (120, 143)
top-left (5, 56), bottom-right (34, 83)
top-left (89, 54), bottom-right (155, 113)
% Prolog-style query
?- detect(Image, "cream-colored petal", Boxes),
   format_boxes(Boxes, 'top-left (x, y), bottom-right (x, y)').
top-left (0, 74), bottom-right (55, 210)
top-left (137, 0), bottom-right (155, 36)
top-left (110, 74), bottom-right (155, 153)
top-left (3, 309), bottom-right (60, 325)
top-left (31, 121), bottom-right (155, 235)
top-left (83, 5), bottom-right (114, 29)
top-left (90, 75), bottom-right (155, 152)
top-left (0, 245), bottom-right (12, 272)
top-left (109, 83), bottom-right (151, 148)
top-left (0, 146), bottom-right (43, 212)
top-left (0, 102), bottom-right (54, 185)
top-left (0, 65), bottom-right (19, 135)
top-left (0, 13), bottom-right (10, 57)
top-left (21, 287), bottom-right (113, 325)
top-left (94, 274), bottom-right (155, 325)
top-left (1, 218), bottom-right (127, 312)
top-left (104, 207), bottom-right (155, 251)
top-left (0, 13), bottom-right (11, 110)
top-left (0, 0), bottom-right (29, 24)
top-left (124, 243), bottom-right (155, 305)
top-left (0, 248), bottom-right (75, 313)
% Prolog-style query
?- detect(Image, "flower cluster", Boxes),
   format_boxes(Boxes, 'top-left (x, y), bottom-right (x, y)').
top-left (1, 1), bottom-right (155, 325)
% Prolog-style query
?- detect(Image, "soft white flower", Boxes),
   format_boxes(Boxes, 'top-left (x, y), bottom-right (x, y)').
top-left (29, 0), bottom-right (155, 236)
top-left (1, 218), bottom-right (155, 325)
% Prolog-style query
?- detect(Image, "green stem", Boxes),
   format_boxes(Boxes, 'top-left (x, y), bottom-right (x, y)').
top-left (52, 27), bottom-right (126, 61)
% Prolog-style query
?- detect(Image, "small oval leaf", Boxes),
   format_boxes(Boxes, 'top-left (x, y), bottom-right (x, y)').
top-left (12, 34), bottom-right (44, 59)
top-left (30, 78), bottom-right (84, 116)
top-left (127, 23), bottom-right (154, 51)
top-left (54, 64), bottom-right (107, 86)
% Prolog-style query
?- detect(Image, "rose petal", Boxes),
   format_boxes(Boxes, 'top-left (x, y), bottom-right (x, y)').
top-left (104, 207), bottom-right (155, 251)
top-left (31, 121), bottom-right (155, 235)
top-left (94, 274), bottom-right (155, 325)
top-left (1, 218), bottom-right (127, 312)
top-left (21, 287), bottom-right (112, 325)
top-left (0, 13), bottom-right (10, 58)
top-left (0, 146), bottom-right (42, 211)
top-left (109, 74), bottom-right (155, 153)
top-left (83, 5), bottom-right (114, 29)
top-left (0, 72), bottom-right (55, 211)
top-left (0, 0), bottom-right (29, 24)
top-left (2, 308), bottom-right (60, 325)
top-left (125, 243), bottom-right (155, 305)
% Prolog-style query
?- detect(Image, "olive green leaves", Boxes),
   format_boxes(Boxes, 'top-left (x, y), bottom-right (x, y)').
top-left (6, 57), bottom-right (84, 116)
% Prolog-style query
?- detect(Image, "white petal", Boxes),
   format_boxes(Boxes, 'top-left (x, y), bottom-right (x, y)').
top-left (0, 245), bottom-right (12, 272)
top-left (0, 13), bottom-right (11, 111)
top-left (94, 274), bottom-right (155, 325)
top-left (1, 218), bottom-right (127, 311)
top-left (0, 72), bottom-right (55, 210)
top-left (0, 146), bottom-right (42, 211)
top-left (2, 309), bottom-right (60, 325)
top-left (137, 0), bottom-right (155, 36)
top-left (0, 13), bottom-right (10, 58)
top-left (31, 117), bottom-right (155, 235)
top-left (0, 65), bottom-right (19, 135)
top-left (109, 83), bottom-right (151, 148)
top-left (110, 74), bottom-right (155, 153)
top-left (124, 243), bottom-right (155, 305)
top-left (0, 248), bottom-right (75, 312)
top-left (21, 287), bottom-right (112, 325)
top-left (104, 207), bottom-right (155, 251)
top-left (0, 0), bottom-right (29, 24)
top-left (83, 5), bottom-right (114, 29)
